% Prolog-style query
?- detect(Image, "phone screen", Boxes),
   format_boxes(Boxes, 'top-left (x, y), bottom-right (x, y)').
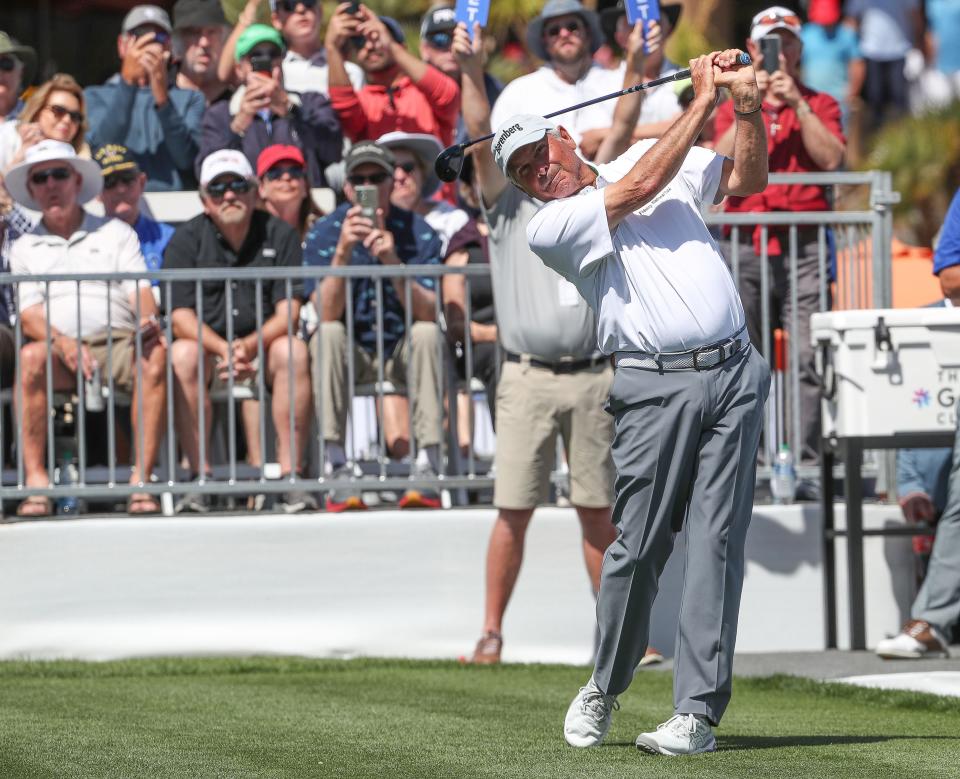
top-left (760, 35), bottom-right (781, 75)
top-left (356, 185), bottom-right (378, 219)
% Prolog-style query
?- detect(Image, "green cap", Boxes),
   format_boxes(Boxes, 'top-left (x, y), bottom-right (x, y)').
top-left (235, 24), bottom-right (285, 61)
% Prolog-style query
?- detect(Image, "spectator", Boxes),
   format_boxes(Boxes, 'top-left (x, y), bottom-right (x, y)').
top-left (591, 0), bottom-right (682, 154)
top-left (378, 130), bottom-right (468, 255)
top-left (454, 23), bottom-right (618, 665)
top-left (490, 0), bottom-right (622, 153)
top-left (199, 24), bottom-right (343, 188)
top-left (419, 4), bottom-right (503, 146)
top-left (0, 73), bottom-right (90, 174)
top-left (325, 4), bottom-right (460, 146)
top-left (921, 0), bottom-right (960, 105)
top-left (172, 0), bottom-right (231, 106)
top-left (94, 143), bottom-right (174, 275)
top-left (714, 6), bottom-right (845, 482)
top-left (7, 140), bottom-right (166, 517)
top-left (801, 0), bottom-right (865, 129)
top-left (164, 150), bottom-right (314, 514)
top-left (85, 5), bottom-right (205, 191)
top-left (844, 0), bottom-right (924, 131)
top-left (0, 32), bottom-right (35, 124)
top-left (256, 143), bottom-right (325, 239)
top-left (303, 141), bottom-right (445, 511)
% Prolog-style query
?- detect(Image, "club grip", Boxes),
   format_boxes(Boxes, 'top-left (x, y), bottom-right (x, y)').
top-left (738, 52), bottom-right (752, 66)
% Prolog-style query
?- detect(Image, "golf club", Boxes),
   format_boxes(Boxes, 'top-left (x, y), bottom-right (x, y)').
top-left (435, 52), bottom-right (753, 182)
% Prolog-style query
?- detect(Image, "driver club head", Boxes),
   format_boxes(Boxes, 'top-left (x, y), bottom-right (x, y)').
top-left (435, 144), bottom-right (466, 183)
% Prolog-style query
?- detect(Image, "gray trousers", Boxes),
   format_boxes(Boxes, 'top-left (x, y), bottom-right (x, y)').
top-left (593, 345), bottom-right (770, 726)
top-left (913, 403), bottom-right (960, 634)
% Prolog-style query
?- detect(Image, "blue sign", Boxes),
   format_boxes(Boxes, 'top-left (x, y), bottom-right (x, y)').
top-left (455, 0), bottom-right (489, 34)
top-left (625, 0), bottom-right (660, 25)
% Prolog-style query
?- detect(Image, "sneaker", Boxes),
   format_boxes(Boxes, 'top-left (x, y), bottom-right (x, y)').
top-left (563, 678), bottom-right (619, 748)
top-left (470, 631), bottom-right (502, 664)
top-left (325, 464), bottom-right (367, 513)
top-left (278, 490), bottom-right (319, 514)
top-left (399, 464), bottom-right (441, 509)
top-left (636, 713), bottom-right (716, 756)
top-left (175, 492), bottom-right (210, 514)
top-left (638, 646), bottom-right (665, 666)
top-left (876, 619), bottom-right (949, 659)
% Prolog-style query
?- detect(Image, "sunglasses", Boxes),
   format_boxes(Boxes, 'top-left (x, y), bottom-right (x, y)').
top-left (276, 0), bottom-right (318, 11)
top-left (396, 161), bottom-right (419, 175)
top-left (347, 171), bottom-right (391, 186)
top-left (206, 178), bottom-right (253, 198)
top-left (103, 171), bottom-right (140, 190)
top-left (264, 165), bottom-right (305, 181)
top-left (755, 13), bottom-right (801, 27)
top-left (30, 166), bottom-right (73, 186)
top-left (545, 19), bottom-right (584, 38)
top-left (0, 56), bottom-right (19, 72)
top-left (130, 26), bottom-right (171, 45)
top-left (44, 104), bottom-right (84, 124)
top-left (425, 32), bottom-right (453, 51)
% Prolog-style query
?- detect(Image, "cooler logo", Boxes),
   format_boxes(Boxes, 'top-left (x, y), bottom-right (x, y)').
top-left (912, 389), bottom-right (931, 408)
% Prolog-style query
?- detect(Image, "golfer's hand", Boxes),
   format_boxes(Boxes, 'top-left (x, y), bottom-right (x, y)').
top-left (452, 22), bottom-right (484, 73)
top-left (688, 54), bottom-right (718, 106)
top-left (712, 49), bottom-right (756, 88)
top-left (900, 492), bottom-right (937, 524)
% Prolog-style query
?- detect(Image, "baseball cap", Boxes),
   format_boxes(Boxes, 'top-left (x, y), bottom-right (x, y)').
top-left (173, 0), bottom-right (228, 30)
top-left (257, 144), bottom-right (306, 177)
top-left (344, 141), bottom-right (396, 176)
top-left (750, 6), bottom-right (802, 41)
top-left (122, 5), bottom-right (173, 34)
top-left (235, 24), bottom-right (285, 60)
top-left (380, 16), bottom-right (406, 44)
top-left (807, 0), bottom-right (841, 26)
top-left (492, 114), bottom-right (556, 182)
top-left (200, 149), bottom-right (254, 187)
top-left (421, 5), bottom-right (457, 37)
top-left (94, 144), bottom-right (141, 177)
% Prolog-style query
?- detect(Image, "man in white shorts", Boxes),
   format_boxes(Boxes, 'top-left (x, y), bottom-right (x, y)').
top-left (496, 50), bottom-right (769, 754)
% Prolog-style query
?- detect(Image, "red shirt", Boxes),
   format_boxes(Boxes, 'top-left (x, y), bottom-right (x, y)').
top-left (713, 84), bottom-right (845, 254)
top-left (329, 66), bottom-right (460, 147)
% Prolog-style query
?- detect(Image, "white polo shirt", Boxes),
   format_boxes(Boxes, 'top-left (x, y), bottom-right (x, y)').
top-left (527, 140), bottom-right (745, 354)
top-left (10, 212), bottom-right (148, 337)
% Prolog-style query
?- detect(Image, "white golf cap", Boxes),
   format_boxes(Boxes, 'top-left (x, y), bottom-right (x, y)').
top-left (4, 139), bottom-right (102, 211)
top-left (492, 114), bottom-right (556, 182)
top-left (749, 6), bottom-right (802, 41)
top-left (199, 149), bottom-right (254, 187)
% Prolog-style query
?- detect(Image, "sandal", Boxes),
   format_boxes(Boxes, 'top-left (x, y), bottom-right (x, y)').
top-left (16, 495), bottom-right (53, 517)
top-left (127, 493), bottom-right (161, 515)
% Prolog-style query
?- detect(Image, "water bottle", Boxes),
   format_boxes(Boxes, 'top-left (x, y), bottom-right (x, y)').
top-left (85, 363), bottom-right (105, 413)
top-left (770, 443), bottom-right (797, 505)
top-left (56, 449), bottom-right (81, 516)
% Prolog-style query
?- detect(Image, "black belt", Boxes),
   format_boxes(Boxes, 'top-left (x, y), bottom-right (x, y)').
top-left (505, 351), bottom-right (607, 374)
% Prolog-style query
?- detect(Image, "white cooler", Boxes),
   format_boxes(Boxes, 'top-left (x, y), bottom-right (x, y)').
top-left (811, 307), bottom-right (960, 439)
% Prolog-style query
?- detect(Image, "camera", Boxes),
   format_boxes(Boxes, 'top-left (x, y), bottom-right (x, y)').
top-left (249, 52), bottom-right (275, 74)
top-left (345, 0), bottom-right (366, 49)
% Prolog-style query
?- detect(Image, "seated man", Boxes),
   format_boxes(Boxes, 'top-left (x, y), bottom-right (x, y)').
top-left (7, 140), bottom-right (166, 516)
top-left (164, 149), bottom-right (314, 514)
top-left (94, 143), bottom-right (174, 274)
top-left (199, 24), bottom-right (342, 188)
top-left (303, 141), bottom-right (444, 511)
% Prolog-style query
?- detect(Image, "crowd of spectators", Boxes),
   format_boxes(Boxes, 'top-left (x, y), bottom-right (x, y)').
top-left (0, 0), bottom-right (957, 524)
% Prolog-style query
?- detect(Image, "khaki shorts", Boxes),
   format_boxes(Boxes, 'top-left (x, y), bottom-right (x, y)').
top-left (84, 330), bottom-right (138, 392)
top-left (493, 359), bottom-right (615, 510)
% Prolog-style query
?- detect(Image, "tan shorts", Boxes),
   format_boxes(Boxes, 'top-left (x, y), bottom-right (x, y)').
top-left (493, 359), bottom-right (615, 510)
top-left (84, 330), bottom-right (138, 392)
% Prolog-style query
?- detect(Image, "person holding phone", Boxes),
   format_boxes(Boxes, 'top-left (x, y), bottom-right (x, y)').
top-left (713, 6), bottom-right (846, 488)
top-left (85, 5), bottom-right (205, 191)
top-left (302, 141), bottom-right (446, 512)
top-left (199, 23), bottom-right (343, 188)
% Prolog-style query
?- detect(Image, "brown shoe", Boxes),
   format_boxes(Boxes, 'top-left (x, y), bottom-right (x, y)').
top-left (471, 631), bottom-right (503, 664)
top-left (876, 619), bottom-right (949, 659)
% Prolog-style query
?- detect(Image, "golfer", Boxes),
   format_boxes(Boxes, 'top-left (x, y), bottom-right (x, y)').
top-left (493, 50), bottom-right (769, 755)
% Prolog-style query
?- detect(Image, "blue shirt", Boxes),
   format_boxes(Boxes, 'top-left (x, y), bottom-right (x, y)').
top-left (928, 0), bottom-right (960, 74)
top-left (845, 0), bottom-right (919, 61)
top-left (134, 213), bottom-right (175, 276)
top-left (303, 203), bottom-right (442, 355)
top-left (801, 23), bottom-right (862, 104)
top-left (934, 186), bottom-right (960, 275)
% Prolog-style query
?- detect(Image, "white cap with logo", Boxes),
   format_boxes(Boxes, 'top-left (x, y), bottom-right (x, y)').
top-left (200, 149), bottom-right (254, 188)
top-left (749, 6), bottom-right (802, 41)
top-left (492, 114), bottom-right (557, 182)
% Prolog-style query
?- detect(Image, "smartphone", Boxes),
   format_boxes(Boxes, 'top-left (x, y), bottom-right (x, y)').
top-left (345, 1), bottom-right (366, 49)
top-left (760, 34), bottom-right (781, 75)
top-left (249, 53), bottom-right (274, 74)
top-left (355, 185), bottom-right (378, 219)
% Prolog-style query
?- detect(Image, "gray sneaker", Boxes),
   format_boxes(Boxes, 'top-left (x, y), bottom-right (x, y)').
top-left (325, 463), bottom-right (368, 512)
top-left (636, 713), bottom-right (717, 756)
top-left (564, 678), bottom-right (619, 748)
top-left (278, 490), bottom-right (319, 514)
top-left (175, 492), bottom-right (210, 514)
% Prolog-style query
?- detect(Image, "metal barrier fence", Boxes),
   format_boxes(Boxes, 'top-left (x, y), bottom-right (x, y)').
top-left (0, 171), bottom-right (899, 514)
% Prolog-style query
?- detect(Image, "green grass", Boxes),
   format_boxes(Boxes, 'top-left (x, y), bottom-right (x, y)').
top-left (0, 657), bottom-right (957, 778)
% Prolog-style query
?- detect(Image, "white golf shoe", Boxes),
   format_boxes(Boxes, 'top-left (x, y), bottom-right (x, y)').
top-left (635, 713), bottom-right (717, 756)
top-left (563, 678), bottom-right (619, 747)
top-left (875, 619), bottom-right (949, 659)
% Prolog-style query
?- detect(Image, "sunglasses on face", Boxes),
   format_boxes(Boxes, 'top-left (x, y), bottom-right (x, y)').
top-left (347, 171), bottom-right (391, 186)
top-left (425, 32), bottom-right (453, 50)
top-left (0, 56), bottom-right (19, 72)
top-left (545, 19), bottom-right (583, 38)
top-left (44, 103), bottom-right (84, 124)
top-left (396, 161), bottom-right (419, 175)
top-left (103, 171), bottom-right (139, 190)
top-left (30, 166), bottom-right (73, 186)
top-left (276, 0), bottom-right (318, 11)
top-left (130, 26), bottom-right (171, 45)
top-left (206, 178), bottom-right (253, 198)
top-left (264, 165), bottom-right (305, 181)
top-left (755, 12), bottom-right (801, 27)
